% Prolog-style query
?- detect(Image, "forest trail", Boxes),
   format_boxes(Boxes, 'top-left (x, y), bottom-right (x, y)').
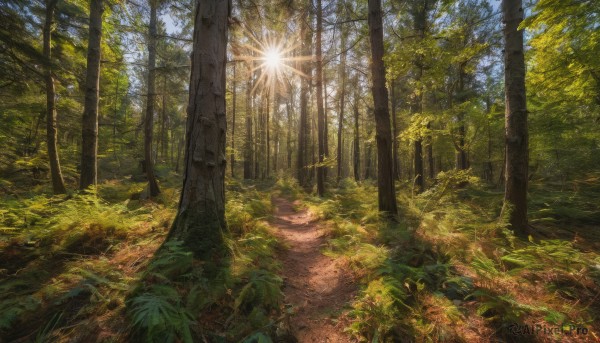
top-left (272, 197), bottom-right (356, 343)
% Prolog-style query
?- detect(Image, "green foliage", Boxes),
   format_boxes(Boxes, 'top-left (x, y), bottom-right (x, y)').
top-left (501, 240), bottom-right (586, 274)
top-left (129, 285), bottom-right (194, 343)
top-left (348, 277), bottom-right (407, 342)
top-left (275, 176), bottom-right (302, 198)
top-left (234, 270), bottom-right (282, 312)
top-left (468, 290), bottom-right (531, 322)
top-left (146, 241), bottom-right (194, 280)
top-left (0, 295), bottom-right (41, 330)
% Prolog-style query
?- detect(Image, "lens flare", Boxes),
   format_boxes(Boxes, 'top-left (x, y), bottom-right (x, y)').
top-left (264, 49), bottom-right (281, 69)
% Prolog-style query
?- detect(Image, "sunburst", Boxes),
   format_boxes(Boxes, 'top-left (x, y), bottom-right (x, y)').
top-left (233, 23), bottom-right (313, 95)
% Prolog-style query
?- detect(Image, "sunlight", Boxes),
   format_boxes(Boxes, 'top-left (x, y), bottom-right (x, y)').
top-left (233, 25), bottom-right (313, 95)
top-left (264, 48), bottom-right (281, 69)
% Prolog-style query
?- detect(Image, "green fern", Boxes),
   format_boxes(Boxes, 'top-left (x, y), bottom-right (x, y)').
top-left (235, 270), bottom-right (282, 312)
top-left (128, 285), bottom-right (194, 343)
top-left (471, 251), bottom-right (502, 280)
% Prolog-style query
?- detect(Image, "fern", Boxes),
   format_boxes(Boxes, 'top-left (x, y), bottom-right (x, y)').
top-left (235, 270), bottom-right (282, 312)
top-left (128, 285), bottom-right (194, 343)
top-left (147, 240), bottom-right (194, 280)
top-left (471, 250), bottom-right (502, 281)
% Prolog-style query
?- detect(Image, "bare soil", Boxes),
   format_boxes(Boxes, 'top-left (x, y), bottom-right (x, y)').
top-left (272, 197), bottom-right (356, 343)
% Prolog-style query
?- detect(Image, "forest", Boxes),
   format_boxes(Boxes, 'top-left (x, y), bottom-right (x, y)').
top-left (0, 0), bottom-right (599, 342)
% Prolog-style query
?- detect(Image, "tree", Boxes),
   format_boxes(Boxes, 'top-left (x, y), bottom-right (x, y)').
top-left (315, 0), bottom-right (326, 196)
top-left (297, 3), bottom-right (311, 188)
top-left (336, 0), bottom-right (348, 183)
top-left (144, 0), bottom-right (160, 197)
top-left (243, 65), bottom-right (254, 179)
top-left (166, 0), bottom-right (230, 259)
top-left (368, 0), bottom-right (398, 216)
top-left (501, 0), bottom-right (528, 236)
top-left (230, 63), bottom-right (237, 178)
top-left (352, 81), bottom-right (361, 182)
top-left (80, 0), bottom-right (104, 190)
top-left (43, 0), bottom-right (66, 194)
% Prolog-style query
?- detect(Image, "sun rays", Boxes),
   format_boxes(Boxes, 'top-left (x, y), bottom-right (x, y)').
top-left (233, 24), bottom-right (313, 95)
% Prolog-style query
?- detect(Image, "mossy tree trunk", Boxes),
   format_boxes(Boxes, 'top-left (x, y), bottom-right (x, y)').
top-left (167, 0), bottom-right (230, 260)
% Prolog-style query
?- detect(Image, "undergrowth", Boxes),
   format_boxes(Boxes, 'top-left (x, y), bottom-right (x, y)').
top-left (0, 178), bottom-right (285, 342)
top-left (126, 181), bottom-right (284, 342)
top-left (303, 171), bottom-right (600, 342)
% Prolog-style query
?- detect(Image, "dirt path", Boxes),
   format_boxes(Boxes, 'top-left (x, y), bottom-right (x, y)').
top-left (272, 197), bottom-right (356, 343)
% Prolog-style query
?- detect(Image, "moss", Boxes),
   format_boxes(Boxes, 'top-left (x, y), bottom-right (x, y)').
top-left (167, 204), bottom-right (228, 265)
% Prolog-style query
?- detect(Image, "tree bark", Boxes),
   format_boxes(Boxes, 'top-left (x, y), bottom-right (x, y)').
top-left (167, 0), bottom-right (230, 260)
top-left (254, 90), bottom-right (260, 179)
top-left (265, 90), bottom-right (270, 178)
top-left (243, 69), bottom-right (254, 179)
top-left (161, 76), bottom-right (168, 161)
top-left (273, 92), bottom-right (279, 173)
top-left (144, 0), bottom-right (160, 197)
top-left (316, 0), bottom-right (326, 196)
top-left (368, 0), bottom-right (398, 216)
top-left (353, 87), bottom-right (361, 182)
top-left (391, 80), bottom-right (400, 181)
top-left (337, 20), bottom-right (347, 183)
top-left (231, 64), bottom-right (236, 178)
top-left (501, 0), bottom-right (529, 236)
top-left (80, 0), bottom-right (104, 190)
top-left (286, 95), bottom-right (293, 169)
top-left (297, 9), bottom-right (310, 187)
top-left (455, 68), bottom-right (468, 170)
top-left (427, 123), bottom-right (434, 179)
top-left (44, 0), bottom-right (66, 194)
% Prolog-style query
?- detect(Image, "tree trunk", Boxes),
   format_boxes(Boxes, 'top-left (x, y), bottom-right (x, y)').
top-left (273, 92), bottom-right (279, 173)
top-left (265, 90), bottom-right (270, 178)
top-left (368, 0), bottom-right (398, 215)
top-left (167, 0), bottom-right (229, 260)
top-left (484, 98), bottom-right (494, 183)
top-left (144, 0), bottom-right (160, 197)
top-left (297, 7), bottom-right (310, 187)
top-left (455, 68), bottom-right (468, 170)
top-left (287, 95), bottom-right (293, 169)
top-left (365, 139), bottom-right (372, 180)
top-left (231, 64), bottom-right (236, 178)
top-left (161, 76), bottom-right (168, 161)
top-left (243, 69), bottom-right (254, 179)
top-left (254, 90), bottom-right (260, 179)
top-left (427, 123), bottom-right (434, 179)
top-left (501, 0), bottom-right (529, 236)
top-left (80, 0), bottom-right (104, 190)
top-left (337, 22), bottom-right (347, 183)
top-left (175, 136), bottom-right (183, 173)
top-left (353, 91), bottom-right (361, 181)
top-left (44, 0), bottom-right (66, 194)
top-left (315, 0), bottom-right (326, 196)
top-left (391, 80), bottom-right (400, 181)
top-left (414, 140), bottom-right (423, 191)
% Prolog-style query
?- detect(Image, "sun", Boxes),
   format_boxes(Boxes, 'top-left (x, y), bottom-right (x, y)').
top-left (264, 48), bottom-right (281, 69)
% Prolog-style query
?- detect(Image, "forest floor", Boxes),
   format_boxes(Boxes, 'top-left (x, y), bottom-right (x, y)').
top-left (272, 197), bottom-right (356, 342)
